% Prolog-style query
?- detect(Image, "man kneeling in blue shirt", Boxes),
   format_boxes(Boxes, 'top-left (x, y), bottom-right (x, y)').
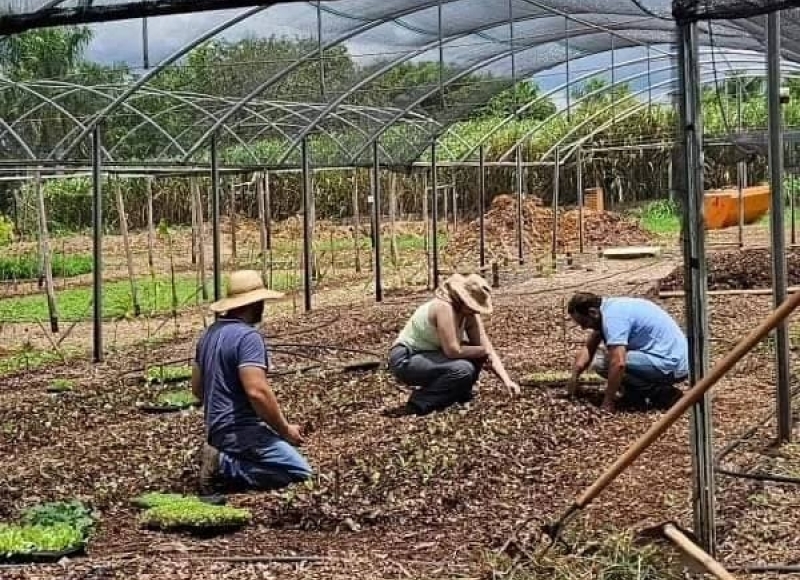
top-left (566, 292), bottom-right (689, 413)
top-left (192, 270), bottom-right (312, 494)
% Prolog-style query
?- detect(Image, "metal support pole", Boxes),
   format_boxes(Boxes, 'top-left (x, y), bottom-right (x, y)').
top-left (552, 147), bottom-right (560, 265)
top-left (767, 10), bottom-right (792, 443)
top-left (678, 21), bottom-right (716, 554)
top-left (142, 17), bottom-right (149, 69)
top-left (316, 0), bottom-right (325, 99)
top-left (611, 34), bottom-right (616, 126)
top-left (737, 72), bottom-right (744, 248)
top-left (432, 142), bottom-right (440, 287)
top-left (210, 133), bottom-right (222, 302)
top-left (565, 16), bottom-right (571, 121)
top-left (91, 126), bottom-right (103, 363)
top-left (479, 144), bottom-right (486, 268)
top-left (577, 146), bottom-right (584, 254)
top-left (372, 142), bottom-right (383, 302)
top-left (301, 138), bottom-right (313, 312)
top-left (792, 172), bottom-right (797, 245)
top-left (516, 145), bottom-right (524, 265)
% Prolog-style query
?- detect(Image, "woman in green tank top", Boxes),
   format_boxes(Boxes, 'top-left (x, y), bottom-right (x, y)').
top-left (387, 273), bottom-right (518, 415)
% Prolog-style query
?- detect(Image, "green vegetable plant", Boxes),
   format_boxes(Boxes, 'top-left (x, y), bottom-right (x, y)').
top-left (20, 501), bottom-right (95, 538)
top-left (131, 492), bottom-right (193, 509)
top-left (0, 523), bottom-right (84, 556)
top-left (155, 390), bottom-right (199, 409)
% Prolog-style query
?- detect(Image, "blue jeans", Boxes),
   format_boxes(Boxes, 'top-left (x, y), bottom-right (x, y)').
top-left (593, 349), bottom-right (686, 392)
top-left (388, 344), bottom-right (484, 414)
top-left (212, 425), bottom-right (312, 490)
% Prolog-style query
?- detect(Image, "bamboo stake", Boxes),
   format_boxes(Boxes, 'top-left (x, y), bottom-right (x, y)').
top-left (422, 173), bottom-right (430, 289)
top-left (662, 524), bottom-right (737, 580)
top-left (229, 180), bottom-right (237, 265)
top-left (145, 177), bottom-right (155, 276)
top-left (389, 171), bottom-right (399, 267)
top-left (352, 170), bottom-right (361, 274)
top-left (265, 172), bottom-right (272, 250)
top-left (115, 179), bottom-right (141, 317)
top-left (34, 170), bottom-right (59, 333)
top-left (256, 172), bottom-right (269, 285)
top-left (190, 180), bottom-right (197, 266)
top-left (192, 178), bottom-right (208, 301)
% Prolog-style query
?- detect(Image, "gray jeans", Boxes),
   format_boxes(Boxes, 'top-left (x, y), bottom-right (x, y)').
top-left (593, 348), bottom-right (686, 407)
top-left (388, 344), bottom-right (484, 415)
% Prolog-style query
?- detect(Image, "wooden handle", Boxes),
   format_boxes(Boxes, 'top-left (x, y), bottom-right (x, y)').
top-left (663, 524), bottom-right (737, 580)
top-left (576, 289), bottom-right (800, 508)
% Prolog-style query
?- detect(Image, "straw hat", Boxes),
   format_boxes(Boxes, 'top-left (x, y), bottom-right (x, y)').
top-left (442, 273), bottom-right (493, 315)
top-left (209, 270), bottom-right (284, 313)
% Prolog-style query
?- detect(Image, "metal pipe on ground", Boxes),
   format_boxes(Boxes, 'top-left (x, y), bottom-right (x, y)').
top-left (543, 288), bottom-right (800, 544)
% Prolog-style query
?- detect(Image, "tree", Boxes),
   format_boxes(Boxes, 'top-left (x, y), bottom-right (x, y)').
top-left (476, 81), bottom-right (556, 120)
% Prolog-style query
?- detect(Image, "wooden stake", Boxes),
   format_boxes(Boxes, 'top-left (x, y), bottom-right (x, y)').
top-left (145, 177), bottom-right (155, 276)
top-left (115, 179), bottom-right (141, 317)
top-left (256, 172), bottom-right (269, 285)
top-left (352, 170), bottom-right (361, 274)
top-left (192, 178), bottom-right (208, 301)
top-left (422, 173), bottom-right (430, 289)
top-left (229, 180), bottom-right (237, 265)
top-left (264, 172), bottom-right (272, 251)
top-left (389, 171), bottom-right (399, 267)
top-left (190, 180), bottom-right (197, 266)
top-left (34, 170), bottom-right (59, 333)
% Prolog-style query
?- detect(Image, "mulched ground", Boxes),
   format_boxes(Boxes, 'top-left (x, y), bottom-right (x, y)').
top-left (0, 260), bottom-right (797, 579)
top-left (660, 248), bottom-right (800, 291)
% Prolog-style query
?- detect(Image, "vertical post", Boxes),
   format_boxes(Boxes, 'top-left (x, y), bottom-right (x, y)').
top-left (35, 169), bottom-right (59, 333)
top-left (372, 142), bottom-right (383, 302)
top-left (516, 145), bottom-right (524, 265)
top-left (142, 17), bottom-right (149, 69)
top-left (316, 0), bottom-right (325, 99)
top-left (792, 172), bottom-right (796, 245)
top-left (479, 144), bottom-right (487, 268)
top-left (352, 169), bottom-right (362, 274)
top-left (257, 172), bottom-right (269, 284)
top-left (91, 126), bottom-right (103, 363)
top-left (192, 178), bottom-right (208, 301)
top-left (678, 21), bottom-right (716, 553)
top-left (737, 73), bottom-right (745, 248)
top-left (301, 138), bottom-right (313, 312)
top-left (611, 34), bottom-right (616, 126)
top-left (577, 146), bottom-right (584, 254)
top-left (565, 16), bottom-right (571, 121)
top-left (265, 172), bottom-right (272, 250)
top-left (552, 148), bottom-right (560, 265)
top-left (767, 10), bottom-right (792, 443)
top-left (647, 45), bottom-right (652, 113)
top-left (210, 133), bottom-right (222, 302)
top-left (431, 142), bottom-right (440, 287)
top-left (422, 171), bottom-right (430, 288)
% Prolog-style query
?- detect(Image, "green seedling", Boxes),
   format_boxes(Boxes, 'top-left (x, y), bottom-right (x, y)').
top-left (145, 365), bottom-right (192, 385)
top-left (46, 379), bottom-right (74, 393)
top-left (0, 523), bottom-right (84, 555)
top-left (131, 492), bottom-right (193, 509)
top-left (155, 390), bottom-right (199, 409)
top-left (20, 501), bottom-right (94, 538)
top-left (139, 501), bottom-right (251, 532)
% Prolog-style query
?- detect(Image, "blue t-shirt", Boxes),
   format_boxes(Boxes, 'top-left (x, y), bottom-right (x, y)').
top-left (195, 319), bottom-right (269, 451)
top-left (600, 297), bottom-right (689, 377)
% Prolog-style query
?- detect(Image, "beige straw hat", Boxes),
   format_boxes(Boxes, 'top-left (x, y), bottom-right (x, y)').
top-left (442, 273), bottom-right (493, 315)
top-left (209, 270), bottom-right (284, 314)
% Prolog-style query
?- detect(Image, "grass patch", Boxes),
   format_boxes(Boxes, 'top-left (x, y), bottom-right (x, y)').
top-left (134, 493), bottom-right (250, 532)
top-left (0, 252), bottom-right (93, 281)
top-left (155, 389), bottom-right (198, 409)
top-left (491, 530), bottom-right (681, 580)
top-left (145, 364), bottom-right (192, 385)
top-left (634, 200), bottom-right (681, 235)
top-left (46, 379), bottom-right (74, 393)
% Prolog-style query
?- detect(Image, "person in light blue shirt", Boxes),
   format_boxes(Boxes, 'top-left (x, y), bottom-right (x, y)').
top-left (566, 292), bottom-right (688, 412)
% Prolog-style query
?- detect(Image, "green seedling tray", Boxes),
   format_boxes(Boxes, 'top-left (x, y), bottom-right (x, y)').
top-left (0, 544), bottom-right (85, 564)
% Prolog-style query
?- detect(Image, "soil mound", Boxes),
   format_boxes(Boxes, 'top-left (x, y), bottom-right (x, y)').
top-left (660, 248), bottom-right (800, 290)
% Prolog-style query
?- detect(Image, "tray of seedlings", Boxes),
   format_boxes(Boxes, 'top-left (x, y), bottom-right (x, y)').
top-left (520, 371), bottom-right (605, 388)
top-left (144, 364), bottom-right (193, 386)
top-left (46, 379), bottom-right (74, 394)
top-left (0, 501), bottom-right (95, 564)
top-left (133, 493), bottom-right (250, 537)
top-left (137, 389), bottom-right (200, 414)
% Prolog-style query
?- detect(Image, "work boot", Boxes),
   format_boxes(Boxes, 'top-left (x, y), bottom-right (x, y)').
top-left (198, 442), bottom-right (220, 495)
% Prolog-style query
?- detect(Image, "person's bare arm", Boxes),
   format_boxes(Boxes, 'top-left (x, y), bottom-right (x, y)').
top-left (240, 367), bottom-right (304, 445)
top-left (601, 345), bottom-right (627, 412)
top-left (568, 330), bottom-right (603, 395)
top-left (433, 302), bottom-right (487, 359)
top-left (465, 314), bottom-right (519, 395)
top-left (191, 362), bottom-right (203, 403)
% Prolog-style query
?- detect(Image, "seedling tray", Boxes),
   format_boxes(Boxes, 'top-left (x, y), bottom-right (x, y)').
top-left (0, 544), bottom-right (85, 564)
top-left (138, 402), bottom-right (199, 414)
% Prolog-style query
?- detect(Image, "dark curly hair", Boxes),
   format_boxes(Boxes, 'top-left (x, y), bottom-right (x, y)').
top-left (567, 292), bottom-right (602, 317)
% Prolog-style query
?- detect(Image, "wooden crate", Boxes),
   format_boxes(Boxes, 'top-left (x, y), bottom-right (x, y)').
top-left (584, 187), bottom-right (604, 211)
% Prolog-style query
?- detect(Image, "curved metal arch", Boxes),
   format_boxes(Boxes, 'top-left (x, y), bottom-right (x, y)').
top-left (555, 65), bottom-right (800, 163)
top-left (0, 76), bottom-right (115, 159)
top-left (28, 80), bottom-right (189, 159)
top-left (498, 51), bottom-right (785, 161)
top-left (274, 9), bottom-right (677, 165)
top-left (346, 26), bottom-right (675, 164)
top-left (0, 116), bottom-right (37, 159)
top-left (55, 4), bottom-right (271, 160)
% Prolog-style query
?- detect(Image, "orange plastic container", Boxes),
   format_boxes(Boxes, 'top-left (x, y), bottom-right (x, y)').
top-left (703, 185), bottom-right (770, 229)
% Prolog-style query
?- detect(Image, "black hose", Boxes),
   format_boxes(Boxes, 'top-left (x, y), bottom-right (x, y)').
top-left (269, 342), bottom-right (381, 358)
